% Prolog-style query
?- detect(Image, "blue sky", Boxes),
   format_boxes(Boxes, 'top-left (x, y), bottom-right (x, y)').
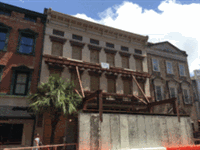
top-left (1, 0), bottom-right (200, 76)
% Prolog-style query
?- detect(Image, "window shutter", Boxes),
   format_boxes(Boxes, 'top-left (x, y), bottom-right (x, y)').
top-left (106, 53), bottom-right (115, 67)
top-left (90, 50), bottom-right (99, 63)
top-left (123, 79), bottom-right (132, 95)
top-left (72, 46), bottom-right (82, 60)
top-left (135, 58), bottom-right (143, 72)
top-left (122, 56), bottom-right (129, 68)
top-left (71, 71), bottom-right (81, 91)
top-left (107, 78), bottom-right (116, 93)
top-left (90, 75), bottom-right (100, 91)
top-left (51, 41), bottom-right (63, 56)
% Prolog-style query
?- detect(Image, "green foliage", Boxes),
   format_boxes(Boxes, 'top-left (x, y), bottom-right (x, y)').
top-left (29, 74), bottom-right (82, 116)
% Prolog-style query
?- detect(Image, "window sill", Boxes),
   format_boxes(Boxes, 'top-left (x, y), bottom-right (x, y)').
top-left (0, 93), bottom-right (29, 98)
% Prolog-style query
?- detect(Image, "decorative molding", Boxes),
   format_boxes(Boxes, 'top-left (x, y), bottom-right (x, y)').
top-left (49, 35), bottom-right (67, 44)
top-left (104, 48), bottom-right (117, 54)
top-left (133, 54), bottom-right (145, 59)
top-left (70, 40), bottom-right (85, 47)
top-left (88, 44), bottom-right (102, 51)
top-left (119, 51), bottom-right (131, 57)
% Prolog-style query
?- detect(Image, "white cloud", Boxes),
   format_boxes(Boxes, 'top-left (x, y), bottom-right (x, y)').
top-left (74, 0), bottom-right (200, 75)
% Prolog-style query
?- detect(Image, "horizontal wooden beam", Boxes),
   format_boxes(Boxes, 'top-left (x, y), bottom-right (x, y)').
top-left (147, 98), bottom-right (176, 108)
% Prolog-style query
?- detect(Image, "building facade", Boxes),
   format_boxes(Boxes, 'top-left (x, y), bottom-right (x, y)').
top-left (38, 8), bottom-right (152, 144)
top-left (0, 2), bottom-right (46, 146)
top-left (147, 41), bottom-right (198, 130)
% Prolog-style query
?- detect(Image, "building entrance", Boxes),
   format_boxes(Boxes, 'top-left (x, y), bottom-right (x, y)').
top-left (0, 123), bottom-right (23, 145)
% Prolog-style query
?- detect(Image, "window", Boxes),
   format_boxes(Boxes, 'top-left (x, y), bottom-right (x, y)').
top-left (53, 29), bottom-right (64, 37)
top-left (72, 34), bottom-right (82, 41)
top-left (72, 45), bottom-right (82, 60)
top-left (0, 23), bottom-right (12, 51)
top-left (24, 14), bottom-right (37, 22)
top-left (170, 87), bottom-right (180, 104)
top-left (135, 58), bottom-right (143, 72)
top-left (17, 29), bottom-right (38, 55)
top-left (183, 89), bottom-right (191, 104)
top-left (90, 50), bottom-right (99, 63)
top-left (155, 86), bottom-right (162, 101)
top-left (0, 65), bottom-right (5, 82)
top-left (123, 79), bottom-right (132, 95)
top-left (10, 66), bottom-right (33, 96)
top-left (71, 71), bottom-right (81, 91)
top-left (0, 9), bottom-right (11, 16)
top-left (135, 49), bottom-right (142, 54)
top-left (106, 53), bottom-right (115, 67)
top-left (107, 78), bottom-right (116, 93)
top-left (179, 64), bottom-right (185, 76)
top-left (138, 82), bottom-right (145, 96)
top-left (51, 41), bottom-right (63, 56)
top-left (152, 58), bottom-right (160, 72)
top-left (121, 56), bottom-right (129, 68)
top-left (90, 75), bottom-right (100, 91)
top-left (13, 72), bottom-right (29, 95)
top-left (166, 61), bottom-right (173, 74)
top-left (121, 46), bottom-right (129, 51)
top-left (37, 114), bottom-right (43, 127)
top-left (90, 39), bottom-right (99, 45)
top-left (106, 42), bottom-right (114, 48)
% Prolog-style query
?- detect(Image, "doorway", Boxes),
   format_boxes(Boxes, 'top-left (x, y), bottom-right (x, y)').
top-left (0, 123), bottom-right (24, 145)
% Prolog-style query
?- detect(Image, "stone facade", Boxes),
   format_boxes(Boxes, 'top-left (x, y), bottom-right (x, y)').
top-left (0, 2), bottom-right (46, 146)
top-left (147, 42), bottom-right (198, 131)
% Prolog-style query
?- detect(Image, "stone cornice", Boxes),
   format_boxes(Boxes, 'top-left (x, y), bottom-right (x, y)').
top-left (45, 9), bottom-right (148, 44)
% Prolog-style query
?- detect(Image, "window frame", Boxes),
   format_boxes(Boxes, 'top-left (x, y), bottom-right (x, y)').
top-left (10, 66), bottom-right (33, 96)
top-left (0, 23), bottom-right (12, 52)
top-left (155, 85), bottom-right (163, 101)
top-left (152, 58), bottom-right (160, 72)
top-left (166, 61), bottom-right (173, 74)
top-left (16, 29), bottom-right (38, 56)
top-left (179, 64), bottom-right (186, 76)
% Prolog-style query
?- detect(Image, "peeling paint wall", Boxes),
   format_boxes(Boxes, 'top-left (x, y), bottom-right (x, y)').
top-left (78, 113), bottom-right (193, 150)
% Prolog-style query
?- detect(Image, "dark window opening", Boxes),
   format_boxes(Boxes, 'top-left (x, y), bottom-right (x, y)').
top-left (90, 39), bottom-right (99, 45)
top-left (121, 46), bottom-right (129, 51)
top-left (106, 42), bottom-right (114, 48)
top-left (135, 49), bottom-right (142, 54)
top-left (19, 34), bottom-right (34, 54)
top-left (24, 14), bottom-right (37, 22)
top-left (0, 30), bottom-right (7, 50)
top-left (0, 9), bottom-right (11, 16)
top-left (53, 29), bottom-right (64, 37)
top-left (72, 34), bottom-right (82, 41)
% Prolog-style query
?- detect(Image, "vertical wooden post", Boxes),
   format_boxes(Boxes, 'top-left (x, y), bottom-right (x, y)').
top-left (132, 75), bottom-right (149, 103)
top-left (76, 66), bottom-right (85, 98)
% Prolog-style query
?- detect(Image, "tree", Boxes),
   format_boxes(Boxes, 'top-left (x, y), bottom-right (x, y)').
top-left (29, 74), bottom-right (82, 144)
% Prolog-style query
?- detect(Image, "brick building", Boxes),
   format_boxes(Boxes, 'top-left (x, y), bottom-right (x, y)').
top-left (37, 8), bottom-right (152, 145)
top-left (147, 41), bottom-right (198, 130)
top-left (0, 2), bottom-right (46, 146)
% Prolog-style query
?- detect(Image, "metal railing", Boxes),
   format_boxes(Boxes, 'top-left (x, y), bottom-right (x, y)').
top-left (4, 143), bottom-right (78, 150)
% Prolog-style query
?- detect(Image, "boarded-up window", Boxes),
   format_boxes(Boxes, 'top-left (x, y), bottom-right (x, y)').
top-left (123, 79), bottom-right (132, 95)
top-left (135, 58), bottom-right (143, 72)
top-left (107, 78), bottom-right (116, 93)
top-left (71, 71), bottom-right (81, 91)
top-left (90, 75), bottom-right (100, 91)
top-left (90, 50), bottom-right (99, 63)
top-left (49, 68), bottom-right (61, 77)
top-left (51, 41), bottom-right (63, 56)
top-left (72, 46), bottom-right (82, 60)
top-left (138, 82), bottom-right (145, 96)
top-left (37, 114), bottom-right (43, 127)
top-left (106, 53), bottom-right (115, 67)
top-left (122, 56), bottom-right (129, 68)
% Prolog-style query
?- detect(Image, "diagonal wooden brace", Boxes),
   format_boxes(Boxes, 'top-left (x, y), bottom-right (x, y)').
top-left (76, 66), bottom-right (85, 98)
top-left (132, 75), bottom-right (150, 103)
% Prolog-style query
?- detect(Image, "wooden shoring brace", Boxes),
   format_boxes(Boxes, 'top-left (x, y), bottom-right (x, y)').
top-left (132, 75), bottom-right (150, 103)
top-left (76, 66), bottom-right (85, 98)
top-left (132, 94), bottom-right (147, 105)
top-left (83, 90), bottom-right (99, 110)
top-left (74, 89), bottom-right (82, 98)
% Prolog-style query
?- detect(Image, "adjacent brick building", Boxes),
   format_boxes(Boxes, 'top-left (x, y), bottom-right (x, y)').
top-left (147, 41), bottom-right (198, 130)
top-left (0, 2), bottom-right (46, 146)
